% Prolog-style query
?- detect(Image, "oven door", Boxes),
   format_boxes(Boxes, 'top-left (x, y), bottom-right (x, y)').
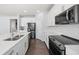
top-left (49, 38), bottom-right (65, 55)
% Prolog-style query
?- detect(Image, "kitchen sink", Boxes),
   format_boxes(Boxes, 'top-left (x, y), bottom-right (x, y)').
top-left (4, 35), bottom-right (24, 41)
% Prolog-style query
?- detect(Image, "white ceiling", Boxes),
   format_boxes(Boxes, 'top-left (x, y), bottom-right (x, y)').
top-left (0, 4), bottom-right (53, 16)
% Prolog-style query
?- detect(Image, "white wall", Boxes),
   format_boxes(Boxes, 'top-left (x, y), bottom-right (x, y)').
top-left (35, 13), bottom-right (43, 41)
top-left (46, 25), bottom-right (79, 39)
top-left (20, 17), bottom-right (36, 32)
top-left (0, 16), bottom-right (17, 35)
top-left (35, 12), bottom-right (48, 42)
top-left (21, 17), bottom-right (36, 26)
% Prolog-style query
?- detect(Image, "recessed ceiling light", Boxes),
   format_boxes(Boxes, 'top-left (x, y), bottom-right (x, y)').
top-left (36, 10), bottom-right (40, 13)
top-left (24, 10), bottom-right (27, 13)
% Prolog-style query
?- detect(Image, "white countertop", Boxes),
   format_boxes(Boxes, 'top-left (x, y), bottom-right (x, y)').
top-left (60, 34), bottom-right (79, 55)
top-left (65, 45), bottom-right (79, 55)
top-left (0, 32), bottom-right (29, 55)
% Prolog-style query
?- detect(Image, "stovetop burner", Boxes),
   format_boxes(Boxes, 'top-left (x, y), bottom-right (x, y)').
top-left (50, 35), bottom-right (79, 45)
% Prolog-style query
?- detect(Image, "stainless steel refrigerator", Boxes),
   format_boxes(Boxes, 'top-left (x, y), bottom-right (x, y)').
top-left (27, 23), bottom-right (36, 39)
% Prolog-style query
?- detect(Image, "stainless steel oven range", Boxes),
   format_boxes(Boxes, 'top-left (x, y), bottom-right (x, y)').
top-left (49, 35), bottom-right (79, 55)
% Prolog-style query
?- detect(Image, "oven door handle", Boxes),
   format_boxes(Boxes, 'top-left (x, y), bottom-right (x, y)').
top-left (66, 10), bottom-right (69, 21)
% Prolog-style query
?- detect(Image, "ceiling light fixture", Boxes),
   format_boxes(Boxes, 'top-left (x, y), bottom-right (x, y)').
top-left (24, 10), bottom-right (27, 13)
top-left (36, 10), bottom-right (40, 13)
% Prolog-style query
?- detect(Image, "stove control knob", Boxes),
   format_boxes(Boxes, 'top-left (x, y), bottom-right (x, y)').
top-left (53, 39), bottom-right (55, 41)
top-left (59, 44), bottom-right (62, 46)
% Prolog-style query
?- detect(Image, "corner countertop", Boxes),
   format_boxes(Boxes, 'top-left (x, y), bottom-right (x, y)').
top-left (0, 32), bottom-right (29, 55)
top-left (56, 35), bottom-right (79, 55)
top-left (62, 34), bottom-right (79, 54)
top-left (65, 45), bottom-right (79, 55)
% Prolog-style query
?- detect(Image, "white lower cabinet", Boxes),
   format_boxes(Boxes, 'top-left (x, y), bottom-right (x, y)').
top-left (4, 49), bottom-right (15, 55)
top-left (4, 35), bottom-right (29, 55)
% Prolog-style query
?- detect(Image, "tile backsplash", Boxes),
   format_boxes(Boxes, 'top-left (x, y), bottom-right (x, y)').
top-left (47, 24), bottom-right (79, 40)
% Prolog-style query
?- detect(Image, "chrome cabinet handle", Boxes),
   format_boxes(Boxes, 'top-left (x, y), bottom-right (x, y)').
top-left (59, 44), bottom-right (62, 46)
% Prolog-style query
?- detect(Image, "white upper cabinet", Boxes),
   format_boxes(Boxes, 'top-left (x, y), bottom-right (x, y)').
top-left (47, 4), bottom-right (75, 26)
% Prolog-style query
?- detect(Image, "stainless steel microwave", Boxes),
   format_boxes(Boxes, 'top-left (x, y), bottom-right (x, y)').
top-left (55, 5), bottom-right (79, 25)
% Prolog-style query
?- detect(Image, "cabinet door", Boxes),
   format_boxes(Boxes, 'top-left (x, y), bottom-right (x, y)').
top-left (4, 48), bottom-right (15, 55)
top-left (14, 38), bottom-right (26, 55)
top-left (24, 35), bottom-right (29, 53)
top-left (13, 42), bottom-right (22, 55)
top-left (4, 35), bottom-right (29, 55)
top-left (15, 35), bottom-right (29, 55)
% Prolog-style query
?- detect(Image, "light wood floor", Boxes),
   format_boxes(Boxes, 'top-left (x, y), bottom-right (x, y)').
top-left (25, 39), bottom-right (49, 55)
